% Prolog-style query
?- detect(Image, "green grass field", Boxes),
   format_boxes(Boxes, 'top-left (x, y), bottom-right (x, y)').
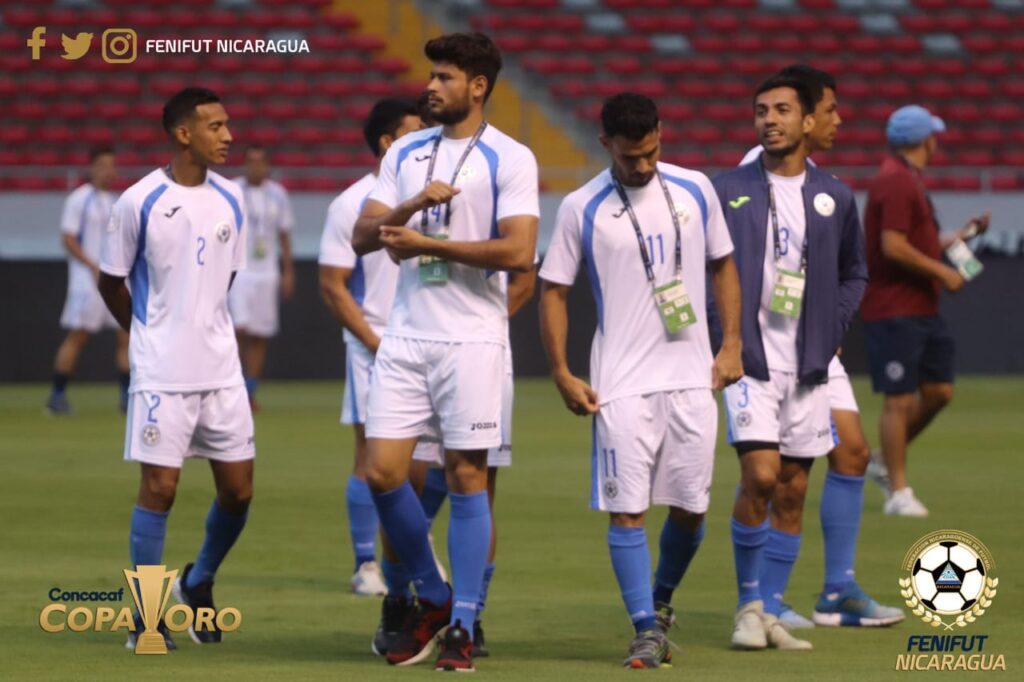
top-left (1, 378), bottom-right (1020, 680)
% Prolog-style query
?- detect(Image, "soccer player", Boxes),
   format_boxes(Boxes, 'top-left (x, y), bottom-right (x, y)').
top-left (45, 145), bottom-right (130, 415)
top-left (714, 75), bottom-right (866, 651)
top-left (741, 65), bottom-right (903, 629)
top-left (540, 93), bottom-right (742, 668)
top-left (229, 145), bottom-right (295, 409)
top-left (98, 87), bottom-right (253, 649)
top-left (352, 32), bottom-right (538, 672)
top-left (318, 97), bottom-right (424, 597)
top-left (861, 105), bottom-right (990, 516)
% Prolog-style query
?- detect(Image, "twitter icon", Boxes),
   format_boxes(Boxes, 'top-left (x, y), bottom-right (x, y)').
top-left (61, 32), bottom-right (92, 60)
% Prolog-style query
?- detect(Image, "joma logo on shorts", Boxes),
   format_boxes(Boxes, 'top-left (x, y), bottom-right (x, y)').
top-left (470, 422), bottom-right (497, 431)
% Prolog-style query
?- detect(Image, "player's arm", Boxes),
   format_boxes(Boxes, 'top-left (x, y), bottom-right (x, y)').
top-left (507, 266), bottom-right (537, 317)
top-left (353, 181), bottom-right (461, 255)
top-left (278, 231), bottom-right (295, 299)
top-left (61, 233), bottom-right (100, 279)
top-left (539, 281), bottom-right (599, 415)
top-left (381, 213), bottom-right (537, 272)
top-left (836, 197), bottom-right (869, 331)
top-left (318, 265), bottom-right (381, 353)
top-left (881, 231), bottom-right (963, 292)
top-left (708, 253), bottom-right (743, 389)
top-left (98, 274), bottom-right (131, 332)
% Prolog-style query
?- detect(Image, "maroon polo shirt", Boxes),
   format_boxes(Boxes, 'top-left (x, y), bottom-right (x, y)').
top-left (861, 154), bottom-right (942, 321)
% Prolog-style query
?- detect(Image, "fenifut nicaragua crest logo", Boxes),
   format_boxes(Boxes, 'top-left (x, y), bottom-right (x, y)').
top-left (899, 530), bottom-right (998, 630)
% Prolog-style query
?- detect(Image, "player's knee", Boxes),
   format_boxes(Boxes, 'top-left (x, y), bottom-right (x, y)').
top-left (219, 484), bottom-right (252, 512)
top-left (924, 384), bottom-right (954, 409)
top-left (832, 440), bottom-right (870, 476)
top-left (742, 467), bottom-right (778, 500)
top-left (139, 477), bottom-right (177, 510)
top-left (773, 477), bottom-right (808, 513)
top-left (364, 462), bottom-right (403, 494)
top-left (667, 507), bottom-right (704, 531)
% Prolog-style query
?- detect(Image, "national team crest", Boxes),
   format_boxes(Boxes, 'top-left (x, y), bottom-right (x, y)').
top-left (458, 164), bottom-right (477, 182)
top-left (736, 411), bottom-right (752, 428)
top-left (216, 222), bottom-right (232, 243)
top-left (141, 424), bottom-right (160, 446)
top-left (673, 203), bottom-right (691, 224)
top-left (603, 480), bottom-right (618, 499)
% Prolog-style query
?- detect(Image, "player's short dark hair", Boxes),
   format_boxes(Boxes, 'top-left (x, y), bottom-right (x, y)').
top-left (754, 75), bottom-right (815, 116)
top-left (601, 93), bottom-right (660, 141)
top-left (416, 90), bottom-right (436, 127)
top-left (88, 144), bottom-right (115, 163)
top-left (363, 98), bottom-right (420, 157)
top-left (776, 64), bottom-right (837, 105)
top-left (162, 87), bottom-right (221, 137)
top-left (424, 32), bottom-right (502, 100)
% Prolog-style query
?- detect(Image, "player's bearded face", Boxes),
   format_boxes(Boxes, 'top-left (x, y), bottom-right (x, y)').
top-left (603, 128), bottom-right (660, 187)
top-left (186, 102), bottom-right (233, 165)
top-left (426, 65), bottom-right (474, 125)
top-left (755, 87), bottom-right (814, 159)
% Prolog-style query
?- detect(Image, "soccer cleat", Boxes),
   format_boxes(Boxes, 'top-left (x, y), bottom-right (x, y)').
top-left (172, 563), bottom-right (222, 644)
top-left (471, 620), bottom-right (489, 658)
top-left (654, 601), bottom-right (677, 634)
top-left (812, 582), bottom-right (905, 627)
top-left (623, 628), bottom-right (672, 669)
top-left (372, 595), bottom-right (414, 656)
top-left (866, 449), bottom-right (890, 493)
top-left (427, 533), bottom-right (448, 583)
top-left (125, 612), bottom-right (176, 651)
top-left (351, 560), bottom-right (388, 597)
top-left (884, 487), bottom-right (929, 517)
top-left (45, 393), bottom-right (72, 416)
top-left (763, 613), bottom-right (813, 650)
top-left (435, 619), bottom-right (475, 672)
top-left (731, 600), bottom-right (767, 650)
top-left (385, 590), bottom-right (452, 666)
top-left (779, 603), bottom-right (815, 630)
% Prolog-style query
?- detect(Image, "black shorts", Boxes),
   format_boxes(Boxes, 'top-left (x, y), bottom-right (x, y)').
top-left (863, 315), bottom-right (955, 394)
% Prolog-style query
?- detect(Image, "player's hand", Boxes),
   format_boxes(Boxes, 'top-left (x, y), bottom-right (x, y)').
top-left (712, 343), bottom-right (744, 390)
top-left (280, 267), bottom-right (295, 300)
top-left (410, 181), bottom-right (461, 212)
top-left (554, 371), bottom-right (599, 416)
top-left (962, 211), bottom-right (991, 239)
top-left (379, 226), bottom-right (430, 259)
top-left (940, 265), bottom-right (965, 293)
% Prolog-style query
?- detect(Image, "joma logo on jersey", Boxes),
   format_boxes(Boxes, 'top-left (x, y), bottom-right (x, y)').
top-left (470, 421), bottom-right (497, 431)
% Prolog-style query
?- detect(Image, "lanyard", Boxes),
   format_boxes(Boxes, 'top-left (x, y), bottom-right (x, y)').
top-left (611, 169), bottom-right (683, 287)
top-left (767, 181), bottom-right (808, 273)
top-left (419, 121), bottom-right (488, 233)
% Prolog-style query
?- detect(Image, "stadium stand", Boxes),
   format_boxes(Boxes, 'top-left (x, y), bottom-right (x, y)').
top-left (1, 0), bottom-right (1022, 190)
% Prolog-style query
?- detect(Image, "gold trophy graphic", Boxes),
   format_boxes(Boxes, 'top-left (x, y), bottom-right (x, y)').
top-left (123, 565), bottom-right (178, 654)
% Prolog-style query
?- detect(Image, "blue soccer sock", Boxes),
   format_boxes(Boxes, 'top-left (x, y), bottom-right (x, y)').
top-left (477, 563), bottom-right (496, 619)
top-left (346, 475), bottom-right (379, 570)
top-left (821, 471), bottom-right (864, 594)
top-left (244, 377), bottom-right (258, 398)
top-left (187, 500), bottom-right (248, 589)
top-left (419, 467), bottom-right (449, 524)
top-left (759, 528), bottom-right (801, 616)
top-left (448, 492), bottom-right (491, 637)
top-left (381, 557), bottom-right (412, 599)
top-left (373, 482), bottom-right (449, 606)
top-left (608, 525), bottom-right (657, 633)
top-left (129, 506), bottom-right (168, 568)
top-left (731, 518), bottom-right (770, 609)
top-left (51, 373), bottom-right (69, 396)
top-left (652, 518), bottom-right (705, 605)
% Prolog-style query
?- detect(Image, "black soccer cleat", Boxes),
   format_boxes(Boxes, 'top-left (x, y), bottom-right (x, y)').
top-left (471, 619), bottom-right (489, 658)
top-left (372, 595), bottom-right (414, 656)
top-left (172, 562), bottom-right (222, 644)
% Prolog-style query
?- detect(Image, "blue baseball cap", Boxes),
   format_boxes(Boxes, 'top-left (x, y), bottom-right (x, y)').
top-left (886, 105), bottom-right (946, 146)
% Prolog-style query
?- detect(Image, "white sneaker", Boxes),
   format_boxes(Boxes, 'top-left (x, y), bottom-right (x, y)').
top-left (732, 600), bottom-right (767, 650)
top-left (764, 613), bottom-right (813, 650)
top-left (883, 487), bottom-right (929, 517)
top-left (866, 449), bottom-right (890, 493)
top-left (428, 533), bottom-right (448, 583)
top-left (351, 560), bottom-right (387, 596)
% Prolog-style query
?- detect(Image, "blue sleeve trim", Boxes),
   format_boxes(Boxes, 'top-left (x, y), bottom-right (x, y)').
top-left (582, 184), bottom-right (615, 333)
top-left (130, 184), bottom-right (169, 325)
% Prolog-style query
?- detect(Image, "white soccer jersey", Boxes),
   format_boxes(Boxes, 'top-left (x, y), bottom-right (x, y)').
top-left (61, 183), bottom-right (116, 293)
top-left (368, 124), bottom-right (539, 345)
top-left (319, 172), bottom-right (398, 344)
top-left (233, 177), bottom-right (293, 277)
top-left (540, 162), bottom-right (734, 404)
top-left (758, 170), bottom-right (807, 372)
top-left (100, 168), bottom-right (246, 393)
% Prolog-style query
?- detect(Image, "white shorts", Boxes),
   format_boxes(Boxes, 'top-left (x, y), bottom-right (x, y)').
top-left (228, 274), bottom-right (279, 337)
top-left (341, 339), bottom-right (373, 425)
top-left (591, 389), bottom-right (717, 515)
top-left (366, 335), bottom-right (503, 451)
top-left (60, 286), bottom-right (117, 332)
top-left (123, 385), bottom-right (255, 468)
top-left (412, 346), bottom-right (514, 468)
top-left (827, 355), bottom-right (859, 413)
top-left (723, 371), bottom-right (835, 459)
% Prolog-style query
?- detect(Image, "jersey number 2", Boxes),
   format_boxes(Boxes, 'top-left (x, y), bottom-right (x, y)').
top-left (197, 236), bottom-right (206, 266)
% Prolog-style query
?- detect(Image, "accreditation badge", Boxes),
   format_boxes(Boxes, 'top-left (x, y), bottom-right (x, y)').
top-left (654, 279), bottom-right (697, 333)
top-left (418, 235), bottom-right (449, 285)
top-left (769, 268), bottom-right (805, 318)
top-left (253, 236), bottom-right (268, 260)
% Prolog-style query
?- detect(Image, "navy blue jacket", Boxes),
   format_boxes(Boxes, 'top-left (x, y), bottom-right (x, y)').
top-left (710, 159), bottom-right (867, 385)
